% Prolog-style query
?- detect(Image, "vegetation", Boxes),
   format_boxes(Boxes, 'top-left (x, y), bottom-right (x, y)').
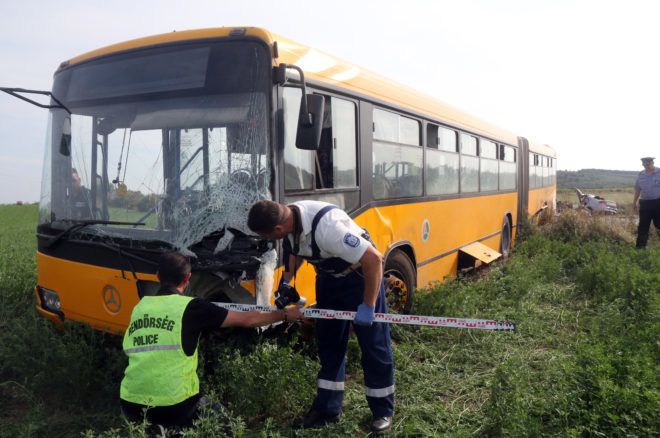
top-left (557, 169), bottom-right (638, 190)
top-left (1, 204), bottom-right (658, 437)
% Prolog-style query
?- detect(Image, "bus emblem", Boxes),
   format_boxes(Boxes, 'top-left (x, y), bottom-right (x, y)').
top-left (102, 285), bottom-right (122, 314)
top-left (422, 220), bottom-right (430, 242)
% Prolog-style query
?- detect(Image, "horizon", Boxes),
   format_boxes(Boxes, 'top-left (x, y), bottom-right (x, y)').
top-left (0, 167), bottom-right (641, 205)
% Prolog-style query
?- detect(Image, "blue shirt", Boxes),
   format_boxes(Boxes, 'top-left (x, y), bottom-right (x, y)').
top-left (635, 168), bottom-right (660, 200)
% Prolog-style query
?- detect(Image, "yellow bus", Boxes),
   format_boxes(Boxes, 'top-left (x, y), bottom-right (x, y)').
top-left (2, 27), bottom-right (555, 333)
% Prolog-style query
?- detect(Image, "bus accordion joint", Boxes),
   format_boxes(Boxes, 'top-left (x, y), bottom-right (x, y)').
top-left (213, 302), bottom-right (517, 332)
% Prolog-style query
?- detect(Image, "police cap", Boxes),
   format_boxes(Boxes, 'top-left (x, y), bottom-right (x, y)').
top-left (641, 157), bottom-right (655, 162)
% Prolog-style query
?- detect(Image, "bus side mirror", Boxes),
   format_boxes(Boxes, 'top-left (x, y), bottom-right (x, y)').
top-left (296, 94), bottom-right (324, 150)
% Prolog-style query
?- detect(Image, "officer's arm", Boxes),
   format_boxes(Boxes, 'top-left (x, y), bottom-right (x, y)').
top-left (633, 187), bottom-right (641, 210)
top-left (282, 254), bottom-right (304, 283)
top-left (221, 306), bottom-right (304, 328)
top-left (359, 245), bottom-right (383, 307)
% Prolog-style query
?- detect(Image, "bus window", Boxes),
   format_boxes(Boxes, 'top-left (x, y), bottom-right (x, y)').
top-left (480, 139), bottom-right (498, 192)
top-left (373, 108), bottom-right (399, 142)
top-left (373, 109), bottom-right (422, 199)
top-left (283, 87), bottom-right (314, 191)
top-left (499, 145), bottom-right (516, 190)
top-left (439, 126), bottom-right (458, 152)
top-left (460, 133), bottom-right (479, 193)
top-left (426, 124), bottom-right (459, 195)
top-left (549, 157), bottom-right (555, 185)
top-left (529, 152), bottom-right (536, 189)
top-left (316, 96), bottom-right (357, 189)
top-left (400, 116), bottom-right (420, 146)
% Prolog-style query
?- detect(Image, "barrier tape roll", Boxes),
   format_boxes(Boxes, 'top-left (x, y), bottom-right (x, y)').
top-left (213, 302), bottom-right (516, 331)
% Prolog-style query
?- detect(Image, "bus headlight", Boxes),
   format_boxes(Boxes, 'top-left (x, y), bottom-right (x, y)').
top-left (38, 287), bottom-right (62, 312)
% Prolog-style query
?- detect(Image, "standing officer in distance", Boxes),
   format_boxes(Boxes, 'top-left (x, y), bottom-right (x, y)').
top-left (632, 157), bottom-right (660, 248)
top-left (247, 200), bottom-right (394, 435)
top-left (120, 251), bottom-right (304, 431)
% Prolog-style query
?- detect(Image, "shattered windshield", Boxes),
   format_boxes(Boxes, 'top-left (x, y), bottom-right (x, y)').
top-left (39, 40), bottom-right (271, 250)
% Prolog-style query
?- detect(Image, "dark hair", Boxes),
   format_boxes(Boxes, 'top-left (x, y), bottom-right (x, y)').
top-left (247, 200), bottom-right (287, 233)
top-left (157, 252), bottom-right (191, 287)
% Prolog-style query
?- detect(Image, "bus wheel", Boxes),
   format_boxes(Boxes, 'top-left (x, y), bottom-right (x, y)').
top-left (384, 251), bottom-right (415, 314)
top-left (500, 217), bottom-right (512, 259)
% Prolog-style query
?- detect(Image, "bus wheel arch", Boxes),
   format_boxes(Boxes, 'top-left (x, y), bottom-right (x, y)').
top-left (383, 246), bottom-right (416, 314)
top-left (500, 213), bottom-right (513, 259)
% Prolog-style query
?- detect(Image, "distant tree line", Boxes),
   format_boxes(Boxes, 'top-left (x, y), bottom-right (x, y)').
top-left (108, 188), bottom-right (158, 212)
top-left (557, 169), bottom-right (638, 190)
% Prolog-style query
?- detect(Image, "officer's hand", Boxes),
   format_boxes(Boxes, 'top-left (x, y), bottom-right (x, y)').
top-left (354, 303), bottom-right (375, 326)
top-left (285, 305), bottom-right (306, 322)
top-left (633, 203), bottom-right (639, 213)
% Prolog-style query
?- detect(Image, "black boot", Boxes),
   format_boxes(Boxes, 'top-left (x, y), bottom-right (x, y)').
top-left (292, 410), bottom-right (341, 429)
top-left (370, 416), bottom-right (392, 434)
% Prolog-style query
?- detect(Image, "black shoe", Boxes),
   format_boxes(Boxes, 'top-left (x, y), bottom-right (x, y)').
top-left (370, 416), bottom-right (392, 434)
top-left (292, 410), bottom-right (341, 429)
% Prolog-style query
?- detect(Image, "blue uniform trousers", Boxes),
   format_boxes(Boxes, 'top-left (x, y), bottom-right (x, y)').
top-left (311, 271), bottom-right (395, 417)
top-left (636, 198), bottom-right (660, 248)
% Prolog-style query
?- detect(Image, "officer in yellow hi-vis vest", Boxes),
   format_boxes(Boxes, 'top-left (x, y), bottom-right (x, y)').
top-left (120, 251), bottom-right (304, 430)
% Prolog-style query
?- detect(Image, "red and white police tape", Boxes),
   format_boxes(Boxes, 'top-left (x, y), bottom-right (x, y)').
top-left (212, 302), bottom-right (516, 331)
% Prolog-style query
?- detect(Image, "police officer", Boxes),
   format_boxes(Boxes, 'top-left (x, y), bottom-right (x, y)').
top-left (633, 157), bottom-right (660, 248)
top-left (247, 200), bottom-right (394, 434)
top-left (120, 251), bottom-right (304, 430)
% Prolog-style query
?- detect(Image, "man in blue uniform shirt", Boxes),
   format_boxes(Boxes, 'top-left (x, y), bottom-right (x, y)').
top-left (633, 157), bottom-right (660, 248)
top-left (248, 200), bottom-right (394, 434)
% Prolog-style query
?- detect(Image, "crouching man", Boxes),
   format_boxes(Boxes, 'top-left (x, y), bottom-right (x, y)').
top-left (120, 251), bottom-right (303, 430)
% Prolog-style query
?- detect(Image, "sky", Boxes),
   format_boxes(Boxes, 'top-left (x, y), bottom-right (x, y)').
top-left (1, 0), bottom-right (659, 204)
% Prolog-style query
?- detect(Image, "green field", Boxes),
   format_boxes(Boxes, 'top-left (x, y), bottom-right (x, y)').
top-left (0, 204), bottom-right (658, 437)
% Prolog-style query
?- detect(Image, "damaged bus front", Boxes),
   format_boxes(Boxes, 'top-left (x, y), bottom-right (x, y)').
top-left (32, 36), bottom-right (280, 333)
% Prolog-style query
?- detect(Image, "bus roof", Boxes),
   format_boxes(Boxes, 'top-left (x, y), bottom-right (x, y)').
top-left (66, 26), bottom-right (540, 147)
top-left (528, 141), bottom-right (556, 158)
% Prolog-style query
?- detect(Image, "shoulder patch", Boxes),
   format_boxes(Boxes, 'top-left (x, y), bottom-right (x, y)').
top-left (343, 233), bottom-right (360, 248)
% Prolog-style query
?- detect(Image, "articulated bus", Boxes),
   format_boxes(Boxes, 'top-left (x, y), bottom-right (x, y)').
top-left (2, 27), bottom-right (555, 333)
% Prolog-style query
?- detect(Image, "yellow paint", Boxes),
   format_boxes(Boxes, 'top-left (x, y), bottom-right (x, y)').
top-left (355, 193), bottom-right (517, 266)
top-left (36, 252), bottom-right (154, 333)
top-left (528, 185), bottom-right (557, 216)
top-left (460, 241), bottom-right (501, 264)
top-left (417, 255), bottom-right (458, 287)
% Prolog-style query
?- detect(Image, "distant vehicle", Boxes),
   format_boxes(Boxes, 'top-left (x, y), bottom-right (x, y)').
top-left (575, 188), bottom-right (617, 214)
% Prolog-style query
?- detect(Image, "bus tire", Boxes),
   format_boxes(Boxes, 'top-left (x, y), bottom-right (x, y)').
top-left (500, 216), bottom-right (512, 259)
top-left (383, 250), bottom-right (415, 314)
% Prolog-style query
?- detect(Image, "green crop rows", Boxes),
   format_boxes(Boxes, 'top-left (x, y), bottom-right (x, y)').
top-left (1, 204), bottom-right (658, 437)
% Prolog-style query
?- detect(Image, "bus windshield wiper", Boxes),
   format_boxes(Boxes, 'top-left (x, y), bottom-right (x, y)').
top-left (45, 219), bottom-right (145, 249)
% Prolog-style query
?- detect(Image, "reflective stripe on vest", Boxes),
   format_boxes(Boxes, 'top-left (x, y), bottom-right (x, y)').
top-left (120, 294), bottom-right (199, 406)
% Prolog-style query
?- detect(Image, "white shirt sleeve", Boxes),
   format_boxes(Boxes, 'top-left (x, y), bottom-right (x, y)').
top-left (314, 212), bottom-right (370, 264)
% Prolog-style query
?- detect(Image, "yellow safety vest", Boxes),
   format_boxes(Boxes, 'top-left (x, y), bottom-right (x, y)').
top-left (120, 294), bottom-right (198, 406)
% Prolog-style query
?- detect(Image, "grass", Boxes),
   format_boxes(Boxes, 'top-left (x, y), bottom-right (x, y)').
top-left (1, 204), bottom-right (658, 437)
